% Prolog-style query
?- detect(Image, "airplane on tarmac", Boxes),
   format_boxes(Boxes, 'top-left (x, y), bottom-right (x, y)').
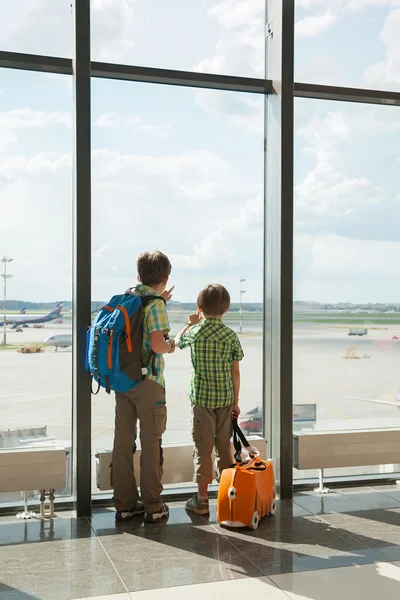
top-left (44, 333), bottom-right (72, 350)
top-left (0, 303), bottom-right (64, 328)
top-left (347, 395), bottom-right (400, 409)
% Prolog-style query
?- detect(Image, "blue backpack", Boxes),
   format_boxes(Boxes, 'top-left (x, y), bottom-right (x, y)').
top-left (86, 292), bottom-right (165, 395)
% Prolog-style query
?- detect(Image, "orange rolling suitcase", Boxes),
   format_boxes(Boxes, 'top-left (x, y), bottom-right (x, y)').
top-left (217, 418), bottom-right (276, 530)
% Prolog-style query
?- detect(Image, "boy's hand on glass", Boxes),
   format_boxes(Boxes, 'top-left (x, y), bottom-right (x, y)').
top-left (188, 311), bottom-right (202, 326)
top-left (167, 339), bottom-right (175, 354)
top-left (161, 286), bottom-right (175, 302)
top-left (232, 403), bottom-right (241, 417)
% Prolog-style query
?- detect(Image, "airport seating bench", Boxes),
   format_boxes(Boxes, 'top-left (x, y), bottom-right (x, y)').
top-left (96, 436), bottom-right (267, 491)
top-left (293, 428), bottom-right (400, 492)
top-left (0, 446), bottom-right (68, 518)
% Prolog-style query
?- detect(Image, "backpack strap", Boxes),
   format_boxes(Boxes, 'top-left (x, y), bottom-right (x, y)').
top-left (91, 326), bottom-right (102, 394)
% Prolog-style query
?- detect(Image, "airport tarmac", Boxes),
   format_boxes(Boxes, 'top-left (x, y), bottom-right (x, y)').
top-left (1, 322), bottom-right (400, 496)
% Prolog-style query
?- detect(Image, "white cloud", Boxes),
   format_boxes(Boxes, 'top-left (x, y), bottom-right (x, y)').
top-left (295, 10), bottom-right (340, 38)
top-left (91, 0), bottom-right (136, 61)
top-left (1, 0), bottom-right (137, 60)
top-left (363, 9), bottom-right (400, 89)
top-left (296, 109), bottom-right (389, 217)
top-left (296, 0), bottom-right (325, 7)
top-left (94, 113), bottom-right (116, 128)
top-left (92, 148), bottom-right (233, 190)
top-left (194, 0), bottom-right (264, 78)
top-left (94, 243), bottom-right (109, 259)
top-left (208, 0), bottom-right (264, 28)
top-left (93, 113), bottom-right (172, 136)
top-left (170, 194), bottom-right (262, 270)
top-left (295, 0), bottom-right (400, 41)
top-left (296, 233), bottom-right (400, 275)
top-left (0, 109), bottom-right (71, 149)
top-left (0, 153), bottom-right (71, 179)
top-left (194, 90), bottom-right (263, 134)
top-left (138, 123), bottom-right (172, 137)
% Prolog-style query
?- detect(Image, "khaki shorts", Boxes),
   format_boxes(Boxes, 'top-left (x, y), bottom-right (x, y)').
top-left (192, 404), bottom-right (233, 484)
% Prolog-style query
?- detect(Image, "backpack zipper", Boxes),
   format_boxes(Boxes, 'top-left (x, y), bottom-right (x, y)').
top-left (117, 304), bottom-right (132, 352)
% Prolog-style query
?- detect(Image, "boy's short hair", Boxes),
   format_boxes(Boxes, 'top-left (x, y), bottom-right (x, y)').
top-left (137, 251), bottom-right (171, 286)
top-left (197, 284), bottom-right (230, 316)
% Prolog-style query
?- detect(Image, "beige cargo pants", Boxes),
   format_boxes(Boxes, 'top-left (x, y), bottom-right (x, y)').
top-left (112, 379), bottom-right (167, 513)
top-left (192, 404), bottom-right (233, 484)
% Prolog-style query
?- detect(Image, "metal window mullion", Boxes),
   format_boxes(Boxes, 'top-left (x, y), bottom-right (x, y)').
top-left (72, 0), bottom-right (92, 518)
top-left (264, 0), bottom-right (295, 501)
top-left (1, 48), bottom-right (399, 106)
top-left (91, 61), bottom-right (271, 94)
top-left (0, 50), bottom-right (72, 75)
top-left (294, 82), bottom-right (400, 106)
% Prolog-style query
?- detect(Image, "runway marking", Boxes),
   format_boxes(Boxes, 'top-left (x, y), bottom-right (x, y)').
top-left (168, 396), bottom-right (186, 407)
top-left (306, 395), bottom-right (352, 421)
top-left (92, 426), bottom-right (113, 437)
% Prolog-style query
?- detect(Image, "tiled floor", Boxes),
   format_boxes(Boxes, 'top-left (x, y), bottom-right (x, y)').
top-left (1, 485), bottom-right (400, 600)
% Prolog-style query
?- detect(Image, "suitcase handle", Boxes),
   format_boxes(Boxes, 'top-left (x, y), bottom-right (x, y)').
top-left (232, 417), bottom-right (256, 463)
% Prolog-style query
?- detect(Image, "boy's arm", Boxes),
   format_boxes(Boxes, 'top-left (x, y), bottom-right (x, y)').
top-left (175, 324), bottom-right (191, 343)
top-left (175, 312), bottom-right (202, 348)
top-left (232, 336), bottom-right (244, 415)
top-left (150, 331), bottom-right (175, 354)
top-left (147, 301), bottom-right (175, 354)
top-left (232, 361), bottom-right (241, 416)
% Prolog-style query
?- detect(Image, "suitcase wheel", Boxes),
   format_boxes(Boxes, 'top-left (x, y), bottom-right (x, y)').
top-left (228, 487), bottom-right (237, 500)
top-left (249, 511), bottom-right (259, 530)
top-left (270, 498), bottom-right (277, 515)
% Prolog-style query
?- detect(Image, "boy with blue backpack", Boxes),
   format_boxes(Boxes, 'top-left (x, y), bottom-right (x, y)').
top-left (88, 251), bottom-right (174, 523)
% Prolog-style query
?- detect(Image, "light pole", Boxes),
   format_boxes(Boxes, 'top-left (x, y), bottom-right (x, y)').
top-left (240, 277), bottom-right (246, 335)
top-left (1, 256), bottom-right (14, 346)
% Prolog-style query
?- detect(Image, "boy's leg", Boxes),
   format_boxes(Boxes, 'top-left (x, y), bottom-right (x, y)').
top-left (112, 391), bottom-right (140, 514)
top-left (185, 406), bottom-right (214, 514)
top-left (135, 379), bottom-right (167, 514)
top-left (214, 405), bottom-right (234, 479)
top-left (192, 405), bottom-right (216, 489)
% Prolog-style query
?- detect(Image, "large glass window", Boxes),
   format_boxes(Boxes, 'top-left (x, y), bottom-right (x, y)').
top-left (91, 79), bottom-right (264, 491)
top-left (294, 97), bottom-right (400, 479)
top-left (0, 1), bottom-right (73, 57)
top-left (0, 69), bottom-right (73, 503)
top-left (295, 2), bottom-right (399, 92)
top-left (90, 0), bottom-right (266, 78)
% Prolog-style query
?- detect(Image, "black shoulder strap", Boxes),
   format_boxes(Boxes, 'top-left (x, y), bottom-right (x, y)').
top-left (141, 294), bottom-right (166, 307)
top-left (232, 417), bottom-right (252, 463)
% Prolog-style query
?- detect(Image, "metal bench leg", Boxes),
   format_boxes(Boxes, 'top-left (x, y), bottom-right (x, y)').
top-left (39, 489), bottom-right (57, 519)
top-left (314, 469), bottom-right (331, 494)
top-left (17, 491), bottom-right (37, 519)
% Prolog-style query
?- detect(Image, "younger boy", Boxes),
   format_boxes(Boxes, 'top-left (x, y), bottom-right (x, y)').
top-left (175, 284), bottom-right (244, 515)
top-left (112, 250), bottom-right (175, 523)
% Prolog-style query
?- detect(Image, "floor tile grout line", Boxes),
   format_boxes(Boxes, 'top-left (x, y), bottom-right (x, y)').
top-left (206, 518), bottom-right (296, 597)
top-left (85, 517), bottom-right (130, 596)
top-left (308, 512), bottom-right (400, 561)
top-left (292, 499), bottom-right (315, 516)
top-left (94, 534), bottom-right (131, 595)
top-left (214, 533), bottom-right (294, 600)
top-left (372, 491), bottom-right (400, 505)
top-left (208, 520), bottom-right (267, 578)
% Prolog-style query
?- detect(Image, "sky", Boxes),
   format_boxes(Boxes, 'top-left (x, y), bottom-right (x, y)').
top-left (0, 0), bottom-right (399, 304)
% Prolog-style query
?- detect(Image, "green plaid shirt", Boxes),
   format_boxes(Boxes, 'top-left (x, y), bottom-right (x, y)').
top-left (133, 284), bottom-right (170, 388)
top-left (177, 318), bottom-right (244, 408)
